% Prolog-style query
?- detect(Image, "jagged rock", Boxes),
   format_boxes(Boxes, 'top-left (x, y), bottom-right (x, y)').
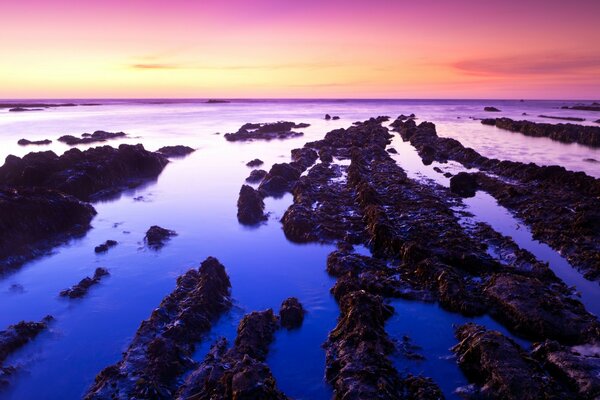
top-left (144, 226), bottom-right (177, 249)
top-left (86, 257), bottom-right (232, 399)
top-left (279, 297), bottom-right (304, 329)
top-left (0, 144), bottom-right (169, 201)
top-left (0, 187), bottom-right (96, 274)
top-left (60, 268), bottom-right (109, 298)
top-left (237, 185), bottom-right (267, 225)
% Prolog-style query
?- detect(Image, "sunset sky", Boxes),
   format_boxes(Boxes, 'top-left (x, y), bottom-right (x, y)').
top-left (1, 0), bottom-right (599, 99)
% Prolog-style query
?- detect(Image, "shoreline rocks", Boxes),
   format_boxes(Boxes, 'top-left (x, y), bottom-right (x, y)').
top-left (245, 169), bottom-right (267, 183)
top-left (144, 226), bottom-right (177, 249)
top-left (157, 145), bottom-right (195, 158)
top-left (237, 185), bottom-right (267, 225)
top-left (279, 297), bottom-right (304, 329)
top-left (224, 121), bottom-right (309, 142)
top-left (60, 268), bottom-right (109, 298)
top-left (85, 257), bottom-right (232, 399)
top-left (58, 130), bottom-right (127, 146)
top-left (539, 115), bottom-right (586, 122)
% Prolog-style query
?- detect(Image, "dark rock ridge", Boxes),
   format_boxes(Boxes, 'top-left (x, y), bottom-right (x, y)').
top-left (279, 297), bottom-right (304, 329)
top-left (481, 117), bottom-right (600, 147)
top-left (245, 169), bottom-right (267, 183)
top-left (85, 257), bottom-right (232, 399)
top-left (484, 106), bottom-right (501, 112)
top-left (176, 309), bottom-right (288, 400)
top-left (17, 138), bottom-right (52, 146)
top-left (0, 102), bottom-right (76, 109)
top-left (94, 240), bottom-right (117, 253)
top-left (0, 144), bottom-right (169, 201)
top-left (60, 267), bottom-right (109, 298)
top-left (224, 121), bottom-right (309, 142)
top-left (58, 130), bottom-right (127, 146)
top-left (394, 117), bottom-right (600, 281)
top-left (206, 99), bottom-right (230, 103)
top-left (237, 185), bottom-right (267, 225)
top-left (144, 226), bottom-right (177, 249)
top-left (0, 316), bottom-right (53, 389)
top-left (8, 107), bottom-right (43, 112)
top-left (539, 115), bottom-right (586, 122)
top-left (453, 323), bottom-right (575, 400)
top-left (0, 187), bottom-right (96, 274)
top-left (246, 158), bottom-right (264, 167)
top-left (562, 104), bottom-right (600, 112)
top-left (156, 145), bottom-right (195, 158)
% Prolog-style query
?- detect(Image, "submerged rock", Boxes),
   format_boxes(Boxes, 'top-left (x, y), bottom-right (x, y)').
top-left (94, 240), bottom-right (117, 253)
top-left (86, 257), bottom-right (232, 399)
top-left (0, 187), bottom-right (96, 274)
top-left (17, 138), bottom-right (52, 146)
top-left (57, 130), bottom-right (126, 146)
top-left (449, 172), bottom-right (478, 197)
top-left (60, 268), bottom-right (109, 298)
top-left (144, 226), bottom-right (177, 249)
top-left (0, 144), bottom-right (169, 201)
top-left (279, 297), bottom-right (304, 329)
top-left (224, 121), bottom-right (308, 142)
top-left (156, 145), bottom-right (195, 158)
top-left (237, 185), bottom-right (267, 225)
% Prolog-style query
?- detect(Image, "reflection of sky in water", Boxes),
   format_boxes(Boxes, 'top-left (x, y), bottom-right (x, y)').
top-left (0, 99), bottom-right (598, 399)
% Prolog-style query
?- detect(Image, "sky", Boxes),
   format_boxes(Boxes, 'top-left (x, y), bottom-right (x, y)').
top-left (1, 0), bottom-right (599, 99)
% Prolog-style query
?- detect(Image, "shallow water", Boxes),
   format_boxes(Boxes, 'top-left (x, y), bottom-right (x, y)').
top-left (0, 99), bottom-right (598, 399)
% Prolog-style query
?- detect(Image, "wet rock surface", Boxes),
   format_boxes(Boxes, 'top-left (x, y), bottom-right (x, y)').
top-left (259, 162), bottom-right (303, 196)
top-left (58, 130), bottom-right (127, 146)
top-left (394, 117), bottom-right (600, 281)
top-left (156, 145), bottom-right (195, 157)
top-left (453, 323), bottom-right (574, 400)
top-left (224, 121), bottom-right (309, 142)
top-left (94, 240), bottom-right (117, 253)
top-left (279, 297), bottom-right (304, 329)
top-left (0, 144), bottom-right (169, 201)
top-left (481, 117), bottom-right (600, 147)
top-left (0, 187), bottom-right (96, 274)
top-left (0, 316), bottom-right (53, 389)
top-left (237, 184), bottom-right (267, 225)
top-left (60, 267), bottom-right (110, 299)
top-left (245, 169), bottom-right (267, 183)
top-left (177, 309), bottom-right (287, 400)
top-left (17, 138), bottom-right (52, 146)
top-left (86, 257), bottom-right (232, 399)
top-left (144, 225), bottom-right (177, 249)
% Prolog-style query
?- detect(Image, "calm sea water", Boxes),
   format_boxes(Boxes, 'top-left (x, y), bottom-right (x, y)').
top-left (0, 99), bottom-right (598, 399)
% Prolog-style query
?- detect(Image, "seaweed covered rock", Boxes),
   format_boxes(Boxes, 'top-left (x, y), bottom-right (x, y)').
top-left (60, 268), bottom-right (109, 298)
top-left (157, 145), bottom-right (195, 158)
top-left (279, 297), bottom-right (304, 329)
top-left (258, 162), bottom-right (302, 196)
top-left (57, 130), bottom-right (126, 146)
top-left (0, 144), bottom-right (169, 201)
top-left (94, 240), bottom-right (117, 253)
top-left (86, 257), bottom-right (232, 399)
top-left (0, 187), bottom-right (96, 274)
top-left (237, 185), bottom-right (267, 225)
top-left (144, 226), bottom-right (177, 250)
top-left (224, 121), bottom-right (308, 142)
top-left (449, 172), bottom-right (478, 197)
top-left (245, 169), bottom-right (267, 183)
top-left (246, 158), bottom-right (264, 167)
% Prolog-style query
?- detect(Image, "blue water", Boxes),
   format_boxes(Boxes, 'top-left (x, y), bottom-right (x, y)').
top-left (0, 99), bottom-right (598, 399)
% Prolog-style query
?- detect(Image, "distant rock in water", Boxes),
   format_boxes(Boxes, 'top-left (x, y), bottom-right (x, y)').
top-left (17, 138), bottom-right (52, 146)
top-left (450, 172), bottom-right (478, 197)
top-left (245, 169), bottom-right (267, 183)
top-left (583, 158), bottom-right (598, 163)
top-left (144, 225), bottom-right (177, 249)
top-left (595, 119), bottom-right (600, 124)
top-left (325, 114), bottom-right (340, 120)
top-left (0, 144), bottom-right (169, 201)
top-left (58, 130), bottom-right (127, 146)
top-left (206, 99), bottom-right (230, 103)
top-left (8, 107), bottom-right (43, 112)
top-left (481, 117), bottom-right (600, 147)
top-left (0, 187), bottom-right (96, 274)
top-left (246, 158), bottom-right (264, 167)
top-left (539, 115), bottom-right (585, 122)
top-left (157, 145), bottom-right (195, 158)
top-left (224, 121), bottom-right (309, 142)
top-left (60, 267), bottom-right (109, 298)
top-left (94, 240), bottom-right (118, 253)
top-left (562, 104), bottom-right (600, 112)
top-left (484, 106), bottom-right (501, 112)
top-left (279, 297), bottom-right (304, 329)
top-left (237, 185), bottom-right (267, 225)
top-left (0, 102), bottom-right (76, 110)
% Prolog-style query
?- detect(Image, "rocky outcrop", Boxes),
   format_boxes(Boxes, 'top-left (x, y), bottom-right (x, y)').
top-left (453, 323), bottom-right (574, 400)
top-left (0, 144), bottom-right (169, 201)
top-left (59, 267), bottom-right (109, 298)
top-left (258, 162), bottom-right (303, 196)
top-left (279, 297), bottom-right (304, 329)
top-left (237, 185), bottom-right (267, 225)
top-left (156, 145), bottom-right (195, 157)
top-left (0, 187), bottom-right (96, 274)
top-left (246, 158), bottom-right (264, 167)
top-left (94, 240), bottom-right (117, 253)
top-left (449, 172), bottom-right (478, 197)
top-left (17, 138), bottom-right (52, 146)
top-left (0, 316), bottom-right (53, 389)
top-left (562, 104), bottom-right (600, 112)
top-left (86, 257), bottom-right (232, 399)
top-left (481, 117), bottom-right (600, 147)
top-left (57, 130), bottom-right (126, 146)
top-left (176, 309), bottom-right (287, 400)
top-left (224, 121), bottom-right (309, 142)
top-left (144, 226), bottom-right (177, 249)
top-left (484, 106), bottom-right (501, 112)
top-left (245, 169), bottom-right (267, 183)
